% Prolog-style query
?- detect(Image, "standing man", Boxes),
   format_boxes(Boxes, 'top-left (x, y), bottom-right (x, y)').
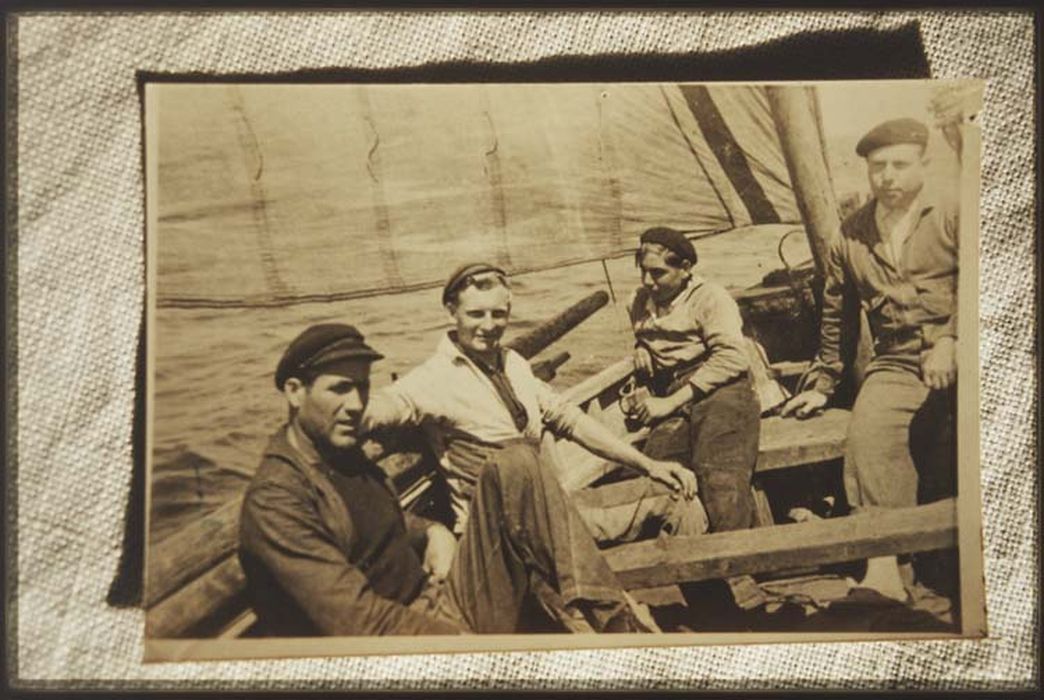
top-left (363, 263), bottom-right (706, 547)
top-left (239, 323), bottom-right (651, 636)
top-left (782, 118), bottom-right (959, 604)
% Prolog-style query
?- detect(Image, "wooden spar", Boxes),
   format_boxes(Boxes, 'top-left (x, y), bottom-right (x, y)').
top-left (764, 85), bottom-right (841, 277)
top-left (505, 290), bottom-right (608, 359)
top-left (604, 499), bottom-right (958, 589)
top-left (532, 351), bottom-right (571, 383)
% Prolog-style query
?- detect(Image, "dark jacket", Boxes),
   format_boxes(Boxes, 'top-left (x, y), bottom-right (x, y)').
top-left (811, 194), bottom-right (959, 397)
top-left (238, 424), bottom-right (460, 636)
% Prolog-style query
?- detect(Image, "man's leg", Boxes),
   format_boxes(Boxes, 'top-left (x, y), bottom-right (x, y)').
top-left (689, 377), bottom-right (761, 534)
top-left (844, 366), bottom-right (928, 510)
top-left (687, 377), bottom-right (765, 617)
top-left (572, 474), bottom-right (709, 546)
top-left (845, 363), bottom-right (957, 617)
top-left (444, 440), bottom-right (641, 633)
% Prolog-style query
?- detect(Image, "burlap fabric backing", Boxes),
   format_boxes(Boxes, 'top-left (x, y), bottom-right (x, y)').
top-left (9, 10), bottom-right (1037, 690)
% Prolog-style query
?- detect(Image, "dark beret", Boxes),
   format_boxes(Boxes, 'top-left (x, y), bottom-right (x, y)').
top-left (856, 118), bottom-right (929, 157)
top-left (275, 323), bottom-right (383, 390)
top-left (441, 262), bottom-right (507, 306)
top-left (639, 227), bottom-right (697, 265)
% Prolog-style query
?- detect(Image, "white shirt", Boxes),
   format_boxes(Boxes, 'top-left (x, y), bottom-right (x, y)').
top-left (363, 332), bottom-right (585, 531)
top-left (874, 192), bottom-right (923, 268)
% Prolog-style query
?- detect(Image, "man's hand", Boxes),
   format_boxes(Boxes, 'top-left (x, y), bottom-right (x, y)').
top-left (423, 523), bottom-right (458, 582)
top-left (644, 459), bottom-right (698, 501)
top-left (780, 389), bottom-right (828, 419)
top-left (921, 336), bottom-right (957, 390)
top-left (631, 394), bottom-right (678, 426)
top-left (634, 345), bottom-right (655, 379)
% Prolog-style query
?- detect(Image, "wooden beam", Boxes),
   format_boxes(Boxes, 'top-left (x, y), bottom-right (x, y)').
top-left (505, 291), bottom-right (608, 360)
top-left (146, 554), bottom-right (247, 639)
top-left (145, 496), bottom-right (242, 608)
top-left (604, 499), bottom-right (957, 589)
top-left (764, 85), bottom-right (841, 277)
top-left (559, 357), bottom-right (633, 405)
top-left (757, 408), bottom-right (849, 472)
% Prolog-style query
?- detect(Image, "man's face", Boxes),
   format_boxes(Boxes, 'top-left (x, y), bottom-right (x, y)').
top-left (285, 360), bottom-right (371, 452)
top-left (866, 143), bottom-right (927, 209)
top-left (638, 245), bottom-right (690, 305)
top-left (450, 283), bottom-right (511, 356)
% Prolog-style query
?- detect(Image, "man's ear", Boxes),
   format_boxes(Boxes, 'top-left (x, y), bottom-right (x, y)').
top-left (283, 377), bottom-right (306, 410)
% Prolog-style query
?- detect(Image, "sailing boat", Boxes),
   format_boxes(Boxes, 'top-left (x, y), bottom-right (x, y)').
top-left (143, 82), bottom-right (964, 638)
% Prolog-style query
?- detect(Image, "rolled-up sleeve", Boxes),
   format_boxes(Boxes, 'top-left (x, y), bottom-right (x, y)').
top-left (533, 377), bottom-right (586, 439)
top-left (239, 478), bottom-right (459, 636)
top-left (362, 376), bottom-right (426, 434)
top-left (686, 284), bottom-right (749, 397)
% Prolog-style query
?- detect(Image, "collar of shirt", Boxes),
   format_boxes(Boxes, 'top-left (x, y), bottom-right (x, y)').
top-left (286, 419), bottom-right (323, 468)
top-left (874, 191), bottom-right (925, 263)
top-left (641, 273), bottom-right (704, 318)
top-left (437, 331), bottom-right (505, 371)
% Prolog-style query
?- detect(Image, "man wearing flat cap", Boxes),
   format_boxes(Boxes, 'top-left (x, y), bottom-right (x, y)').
top-left (239, 323), bottom-right (651, 636)
top-left (363, 262), bottom-right (707, 573)
top-left (783, 117), bottom-right (959, 607)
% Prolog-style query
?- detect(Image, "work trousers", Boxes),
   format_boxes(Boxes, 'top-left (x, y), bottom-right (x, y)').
top-left (641, 375), bottom-right (762, 532)
top-left (844, 358), bottom-right (957, 510)
top-left (638, 374), bottom-right (765, 618)
top-left (844, 357), bottom-right (959, 602)
top-left (572, 475), bottom-right (709, 546)
top-left (424, 440), bottom-right (640, 633)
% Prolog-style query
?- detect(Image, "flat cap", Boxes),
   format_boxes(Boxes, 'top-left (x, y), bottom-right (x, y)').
top-left (441, 262), bottom-right (507, 306)
top-left (639, 227), bottom-right (697, 265)
top-left (856, 118), bottom-right (929, 157)
top-left (275, 323), bottom-right (383, 390)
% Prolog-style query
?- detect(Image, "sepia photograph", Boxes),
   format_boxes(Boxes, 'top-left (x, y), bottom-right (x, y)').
top-left (142, 79), bottom-right (985, 660)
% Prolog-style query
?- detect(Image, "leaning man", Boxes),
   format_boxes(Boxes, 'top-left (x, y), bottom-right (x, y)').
top-left (363, 262), bottom-right (705, 549)
top-left (239, 323), bottom-right (648, 636)
top-left (782, 118), bottom-right (959, 606)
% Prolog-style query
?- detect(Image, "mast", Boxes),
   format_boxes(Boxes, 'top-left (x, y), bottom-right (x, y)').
top-left (764, 85), bottom-right (841, 277)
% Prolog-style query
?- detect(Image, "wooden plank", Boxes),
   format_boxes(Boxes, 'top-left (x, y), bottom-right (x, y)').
top-left (217, 610), bottom-right (258, 639)
top-left (147, 554), bottom-right (247, 639)
top-left (604, 499), bottom-right (957, 589)
top-left (145, 496), bottom-right (243, 608)
top-left (757, 408), bottom-right (849, 472)
top-left (629, 585), bottom-right (686, 608)
top-left (751, 485), bottom-right (775, 527)
top-left (559, 358), bottom-right (633, 405)
top-left (769, 360), bottom-right (811, 379)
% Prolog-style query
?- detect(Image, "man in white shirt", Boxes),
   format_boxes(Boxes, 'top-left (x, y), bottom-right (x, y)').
top-left (364, 263), bottom-right (708, 544)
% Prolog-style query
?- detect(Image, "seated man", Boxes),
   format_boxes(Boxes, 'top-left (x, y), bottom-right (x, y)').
top-left (625, 227), bottom-right (762, 533)
top-left (781, 118), bottom-right (958, 609)
top-left (239, 323), bottom-right (651, 636)
top-left (623, 227), bottom-right (767, 617)
top-left (362, 262), bottom-right (707, 548)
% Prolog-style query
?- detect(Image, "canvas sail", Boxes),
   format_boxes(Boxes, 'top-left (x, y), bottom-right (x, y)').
top-left (155, 83), bottom-right (801, 308)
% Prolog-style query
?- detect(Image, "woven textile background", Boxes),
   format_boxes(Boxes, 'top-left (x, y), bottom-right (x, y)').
top-left (9, 10), bottom-right (1038, 690)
